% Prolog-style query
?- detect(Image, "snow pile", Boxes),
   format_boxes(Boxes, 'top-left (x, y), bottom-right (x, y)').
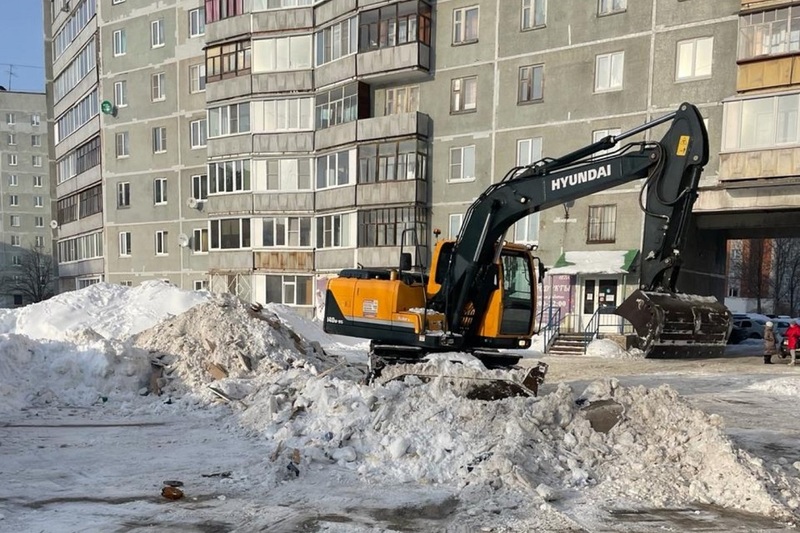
top-left (131, 293), bottom-right (350, 401)
top-left (747, 377), bottom-right (800, 396)
top-left (0, 332), bottom-right (151, 413)
top-left (0, 280), bottom-right (208, 342)
top-left (232, 363), bottom-right (800, 519)
top-left (586, 338), bottom-right (645, 359)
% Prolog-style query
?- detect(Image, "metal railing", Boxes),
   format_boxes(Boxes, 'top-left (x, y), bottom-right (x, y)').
top-left (538, 306), bottom-right (562, 354)
top-left (582, 305), bottom-right (635, 353)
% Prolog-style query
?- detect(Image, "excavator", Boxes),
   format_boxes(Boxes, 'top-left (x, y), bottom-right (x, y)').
top-left (323, 103), bottom-right (732, 397)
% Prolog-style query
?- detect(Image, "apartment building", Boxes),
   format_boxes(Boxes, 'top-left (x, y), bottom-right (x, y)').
top-left (0, 89), bottom-right (53, 307)
top-left (43, 0), bottom-right (741, 324)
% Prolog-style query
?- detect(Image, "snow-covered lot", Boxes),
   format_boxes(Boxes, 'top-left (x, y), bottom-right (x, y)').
top-left (1, 282), bottom-right (800, 532)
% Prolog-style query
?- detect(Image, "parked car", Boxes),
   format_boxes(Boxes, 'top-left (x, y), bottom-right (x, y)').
top-left (732, 317), bottom-right (768, 340)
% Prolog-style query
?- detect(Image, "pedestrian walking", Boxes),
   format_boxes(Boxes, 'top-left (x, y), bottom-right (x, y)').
top-left (785, 319), bottom-right (800, 366)
top-left (764, 321), bottom-right (777, 364)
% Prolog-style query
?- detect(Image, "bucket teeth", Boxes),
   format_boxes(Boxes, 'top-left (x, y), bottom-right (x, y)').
top-left (615, 289), bottom-right (731, 358)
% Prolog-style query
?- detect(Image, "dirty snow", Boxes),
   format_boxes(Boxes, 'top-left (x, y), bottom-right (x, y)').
top-left (1, 281), bottom-right (800, 531)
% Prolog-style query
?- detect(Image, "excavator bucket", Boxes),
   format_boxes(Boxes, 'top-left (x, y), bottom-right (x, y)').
top-left (615, 290), bottom-right (731, 358)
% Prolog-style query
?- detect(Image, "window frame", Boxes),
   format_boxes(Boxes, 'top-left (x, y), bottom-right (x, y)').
top-left (151, 19), bottom-right (165, 48)
top-left (114, 80), bottom-right (127, 107)
top-left (152, 126), bottom-right (167, 153)
top-left (518, 64), bottom-right (544, 104)
top-left (190, 118), bottom-right (207, 149)
top-left (448, 145), bottom-right (476, 183)
top-left (151, 72), bottom-right (166, 102)
top-left (190, 63), bottom-right (206, 93)
top-left (192, 228), bottom-right (209, 253)
top-left (189, 8), bottom-right (206, 38)
top-left (191, 174), bottom-right (209, 201)
top-left (115, 131), bottom-right (129, 158)
top-left (598, 0), bottom-right (627, 16)
top-left (209, 218), bottom-right (252, 250)
top-left (117, 182), bottom-right (131, 208)
top-left (155, 230), bottom-right (169, 256)
top-left (265, 274), bottom-right (313, 306)
top-left (113, 29), bottom-right (127, 56)
top-left (452, 6), bottom-right (480, 45)
top-left (594, 51), bottom-right (624, 93)
top-left (261, 216), bottom-right (313, 248)
top-left (154, 177), bottom-right (168, 205)
top-left (451, 76), bottom-right (477, 113)
top-left (119, 232), bottom-right (132, 256)
top-left (587, 204), bottom-right (617, 244)
top-left (675, 36), bottom-right (713, 82)
top-left (521, 0), bottom-right (546, 31)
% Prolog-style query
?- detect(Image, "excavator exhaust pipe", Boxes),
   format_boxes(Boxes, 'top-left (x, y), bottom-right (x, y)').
top-left (615, 290), bottom-right (732, 358)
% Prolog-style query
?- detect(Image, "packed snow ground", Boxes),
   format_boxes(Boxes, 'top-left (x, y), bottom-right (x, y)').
top-left (1, 281), bottom-right (800, 532)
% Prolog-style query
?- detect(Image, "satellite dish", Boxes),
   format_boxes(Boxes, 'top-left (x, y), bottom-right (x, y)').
top-left (177, 233), bottom-right (190, 248)
top-left (49, 220), bottom-right (59, 229)
top-left (186, 197), bottom-right (199, 209)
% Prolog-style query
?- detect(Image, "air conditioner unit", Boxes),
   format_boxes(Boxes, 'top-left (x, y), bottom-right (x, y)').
top-left (186, 197), bottom-right (199, 209)
top-left (49, 220), bottom-right (59, 230)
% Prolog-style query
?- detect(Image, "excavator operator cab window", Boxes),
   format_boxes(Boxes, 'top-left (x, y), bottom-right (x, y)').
top-left (434, 242), bottom-right (455, 285)
top-left (499, 251), bottom-right (534, 335)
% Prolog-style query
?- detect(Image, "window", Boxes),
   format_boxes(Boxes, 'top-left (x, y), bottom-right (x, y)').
top-left (54, 39), bottom-right (96, 102)
top-left (10, 215), bottom-right (20, 227)
top-left (57, 194), bottom-right (78, 224)
top-left (117, 182), bottom-right (131, 208)
top-left (114, 80), bottom-right (127, 107)
top-left (315, 17), bottom-right (358, 66)
top-left (453, 6), bottom-right (479, 44)
top-left (209, 218), bottom-right (251, 249)
top-left (57, 232), bottom-right (103, 263)
top-left (6, 113), bottom-right (15, 125)
top-left (34, 196), bottom-right (44, 208)
top-left (57, 136), bottom-right (101, 183)
top-left (598, 0), bottom-right (626, 15)
top-left (208, 103), bottom-right (250, 137)
top-left (54, 0), bottom-right (97, 59)
top-left (189, 8), bottom-right (205, 37)
top-left (449, 146), bottom-right (476, 182)
top-left (55, 88), bottom-right (99, 144)
top-left (151, 72), bottom-right (165, 101)
top-left (31, 114), bottom-right (40, 126)
top-left (192, 174), bottom-right (209, 200)
top-left (119, 232), bottom-right (132, 256)
top-left (7, 133), bottom-right (15, 145)
top-left (8, 154), bottom-right (17, 166)
top-left (595, 51), bottom-right (624, 92)
top-left (592, 128), bottom-right (622, 157)
top-left (358, 140), bottom-right (428, 183)
top-left (359, 1), bottom-right (432, 52)
top-left (33, 175), bottom-right (43, 187)
top-left (315, 84), bottom-right (360, 129)
top-left (11, 255), bottom-right (21, 266)
top-left (35, 236), bottom-right (45, 248)
top-left (9, 175), bottom-right (17, 186)
top-left (518, 65), bottom-right (543, 103)
top-left (385, 86), bottom-right (419, 115)
top-left (31, 135), bottom-right (41, 147)
top-left (192, 228), bottom-right (209, 253)
top-left (516, 137), bottom-right (542, 171)
top-left (253, 36), bottom-right (312, 72)
top-left (154, 178), bottom-right (168, 205)
top-left (263, 159), bottom-right (312, 191)
top-left (676, 37), bottom-right (713, 81)
top-left (739, 7), bottom-right (800, 61)
top-left (587, 204), bottom-right (617, 243)
top-left (9, 195), bottom-right (19, 206)
top-left (10, 235), bottom-right (21, 247)
top-left (208, 159), bottom-right (251, 193)
top-left (722, 94), bottom-right (800, 150)
top-left (316, 213), bottom-right (353, 248)
top-left (35, 216), bottom-right (44, 227)
top-left (206, 40), bottom-right (251, 82)
top-left (449, 214), bottom-right (463, 239)
top-left (33, 156), bottom-right (42, 167)
top-left (113, 29), bottom-right (127, 56)
top-left (190, 64), bottom-right (206, 93)
top-left (151, 19), bottom-right (165, 48)
top-left (265, 275), bottom-right (313, 306)
top-left (155, 231), bottom-right (169, 255)
top-left (79, 185), bottom-right (102, 218)
top-left (191, 119), bottom-right (207, 148)
top-left (262, 217), bottom-right (312, 247)
top-left (152, 127), bottom-right (167, 153)
top-left (193, 280), bottom-right (207, 290)
top-left (116, 131), bottom-right (129, 157)
top-left (259, 98), bottom-right (313, 132)
top-left (112, 0), bottom-right (125, 4)
top-left (253, 0), bottom-right (314, 10)
top-left (451, 77), bottom-right (477, 113)
top-left (521, 0), bottom-right (546, 30)
top-left (205, 0), bottom-right (246, 23)
top-left (358, 207), bottom-right (427, 247)
top-left (316, 151), bottom-right (350, 189)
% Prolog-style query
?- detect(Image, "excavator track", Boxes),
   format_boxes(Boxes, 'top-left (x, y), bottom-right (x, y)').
top-left (366, 345), bottom-right (548, 400)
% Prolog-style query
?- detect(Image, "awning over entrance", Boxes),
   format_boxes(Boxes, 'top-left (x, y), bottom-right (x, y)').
top-left (548, 249), bottom-right (639, 275)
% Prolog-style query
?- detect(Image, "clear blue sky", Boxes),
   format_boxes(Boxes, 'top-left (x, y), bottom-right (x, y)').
top-left (0, 0), bottom-right (45, 92)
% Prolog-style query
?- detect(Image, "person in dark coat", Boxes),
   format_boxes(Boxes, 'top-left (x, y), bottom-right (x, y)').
top-left (764, 321), bottom-right (777, 364)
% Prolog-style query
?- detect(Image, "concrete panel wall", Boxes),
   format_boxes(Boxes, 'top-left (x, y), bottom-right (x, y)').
top-left (253, 192), bottom-right (314, 212)
top-left (316, 248), bottom-right (356, 270)
top-left (253, 132), bottom-right (314, 153)
top-left (208, 250), bottom-right (254, 271)
top-left (315, 186), bottom-right (357, 212)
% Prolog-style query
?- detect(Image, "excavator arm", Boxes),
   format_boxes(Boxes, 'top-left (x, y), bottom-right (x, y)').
top-left (432, 103), bottom-right (716, 349)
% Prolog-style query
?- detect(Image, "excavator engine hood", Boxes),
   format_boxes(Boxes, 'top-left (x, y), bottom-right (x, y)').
top-left (615, 290), bottom-right (731, 358)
